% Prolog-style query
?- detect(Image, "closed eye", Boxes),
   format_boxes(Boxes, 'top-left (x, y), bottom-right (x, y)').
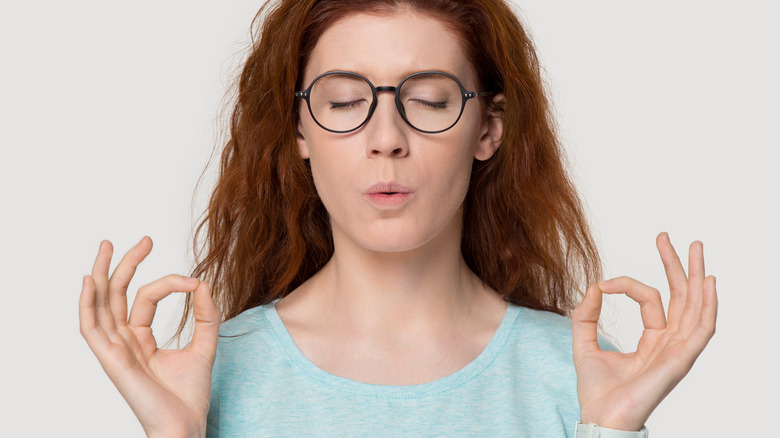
top-left (330, 100), bottom-right (366, 110)
top-left (410, 99), bottom-right (449, 109)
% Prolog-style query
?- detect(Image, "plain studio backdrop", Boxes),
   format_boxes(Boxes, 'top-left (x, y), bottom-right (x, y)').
top-left (1, 1), bottom-right (777, 436)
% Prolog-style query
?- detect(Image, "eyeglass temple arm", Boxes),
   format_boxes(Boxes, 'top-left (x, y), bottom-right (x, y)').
top-left (464, 91), bottom-right (494, 98)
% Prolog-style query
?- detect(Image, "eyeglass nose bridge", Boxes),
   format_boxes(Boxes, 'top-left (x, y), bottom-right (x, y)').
top-left (367, 85), bottom-right (409, 128)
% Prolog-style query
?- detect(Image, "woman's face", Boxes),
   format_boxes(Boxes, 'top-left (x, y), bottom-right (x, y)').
top-left (297, 11), bottom-right (501, 253)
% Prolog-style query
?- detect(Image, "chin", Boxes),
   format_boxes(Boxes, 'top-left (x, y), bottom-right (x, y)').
top-left (356, 234), bottom-right (427, 253)
top-left (331, 211), bottom-right (462, 255)
top-left (349, 223), bottom-right (448, 254)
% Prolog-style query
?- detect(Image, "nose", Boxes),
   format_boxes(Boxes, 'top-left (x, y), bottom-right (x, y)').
top-left (365, 91), bottom-right (409, 158)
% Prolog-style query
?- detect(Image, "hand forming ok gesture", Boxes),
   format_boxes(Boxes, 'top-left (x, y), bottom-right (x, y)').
top-left (572, 232), bottom-right (718, 431)
top-left (79, 237), bottom-right (221, 437)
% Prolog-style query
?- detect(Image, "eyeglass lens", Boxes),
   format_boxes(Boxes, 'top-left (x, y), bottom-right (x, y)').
top-left (308, 73), bottom-right (463, 132)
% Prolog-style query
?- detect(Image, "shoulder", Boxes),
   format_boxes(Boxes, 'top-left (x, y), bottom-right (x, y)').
top-left (503, 305), bottom-right (577, 367)
top-left (511, 304), bottom-right (573, 334)
top-left (218, 303), bottom-right (272, 336)
top-left (471, 305), bottom-right (582, 424)
top-left (212, 303), bottom-right (283, 376)
top-left (503, 304), bottom-right (619, 362)
top-left (208, 303), bottom-right (295, 431)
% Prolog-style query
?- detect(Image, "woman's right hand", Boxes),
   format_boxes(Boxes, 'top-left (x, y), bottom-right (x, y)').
top-left (79, 237), bottom-right (221, 438)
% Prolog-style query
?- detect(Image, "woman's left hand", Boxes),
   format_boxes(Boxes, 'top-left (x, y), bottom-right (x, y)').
top-left (571, 232), bottom-right (718, 431)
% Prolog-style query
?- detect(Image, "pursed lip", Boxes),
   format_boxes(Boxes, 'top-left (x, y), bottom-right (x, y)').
top-left (365, 182), bottom-right (413, 195)
top-left (363, 182), bottom-right (414, 209)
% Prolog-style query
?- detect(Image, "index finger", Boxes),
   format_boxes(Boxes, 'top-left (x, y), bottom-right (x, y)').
top-left (598, 276), bottom-right (667, 330)
top-left (657, 232), bottom-right (688, 327)
top-left (91, 240), bottom-right (116, 332)
top-left (128, 274), bottom-right (200, 328)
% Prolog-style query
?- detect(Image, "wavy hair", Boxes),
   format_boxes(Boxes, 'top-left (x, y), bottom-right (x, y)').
top-left (178, 0), bottom-right (601, 335)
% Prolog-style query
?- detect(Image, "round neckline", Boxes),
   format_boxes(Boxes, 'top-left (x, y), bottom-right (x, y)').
top-left (264, 302), bottom-right (518, 398)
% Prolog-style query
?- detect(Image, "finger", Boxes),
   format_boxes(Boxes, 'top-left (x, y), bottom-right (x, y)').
top-left (107, 236), bottom-right (153, 323)
top-left (91, 240), bottom-right (117, 333)
top-left (598, 276), bottom-right (667, 330)
top-left (186, 281), bottom-right (221, 361)
top-left (656, 232), bottom-right (688, 327)
top-left (690, 275), bottom-right (718, 351)
top-left (79, 275), bottom-right (111, 352)
top-left (572, 283), bottom-right (603, 357)
top-left (680, 241), bottom-right (705, 334)
top-left (127, 275), bottom-right (200, 328)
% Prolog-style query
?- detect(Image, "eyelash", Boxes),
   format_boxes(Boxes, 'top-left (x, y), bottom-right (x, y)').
top-left (328, 99), bottom-right (449, 110)
top-left (410, 99), bottom-right (449, 109)
top-left (330, 100), bottom-right (364, 109)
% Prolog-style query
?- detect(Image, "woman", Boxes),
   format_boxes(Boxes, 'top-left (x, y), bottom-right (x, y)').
top-left (79, 0), bottom-right (717, 436)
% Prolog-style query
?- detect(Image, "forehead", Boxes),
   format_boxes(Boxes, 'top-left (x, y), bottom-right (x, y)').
top-left (304, 11), bottom-right (475, 86)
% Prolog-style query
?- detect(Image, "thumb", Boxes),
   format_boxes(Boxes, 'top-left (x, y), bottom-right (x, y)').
top-left (572, 282), bottom-right (603, 358)
top-left (187, 281), bottom-right (221, 361)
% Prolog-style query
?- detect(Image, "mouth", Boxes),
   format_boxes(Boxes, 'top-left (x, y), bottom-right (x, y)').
top-left (364, 182), bottom-right (413, 208)
top-left (365, 182), bottom-right (412, 195)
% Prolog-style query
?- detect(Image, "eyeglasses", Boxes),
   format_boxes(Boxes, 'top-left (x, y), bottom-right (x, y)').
top-left (295, 71), bottom-right (492, 134)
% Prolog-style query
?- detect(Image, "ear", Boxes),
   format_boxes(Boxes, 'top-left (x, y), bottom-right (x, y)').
top-left (296, 119), bottom-right (310, 160)
top-left (474, 93), bottom-right (505, 161)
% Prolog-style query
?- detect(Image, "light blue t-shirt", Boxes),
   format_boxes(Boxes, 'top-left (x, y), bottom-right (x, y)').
top-left (207, 302), bottom-right (613, 437)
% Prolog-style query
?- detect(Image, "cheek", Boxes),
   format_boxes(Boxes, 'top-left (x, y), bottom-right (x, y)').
top-left (426, 152), bottom-right (473, 212)
top-left (428, 123), bottom-right (481, 192)
top-left (307, 148), bottom-right (347, 209)
top-left (303, 133), bottom-right (364, 225)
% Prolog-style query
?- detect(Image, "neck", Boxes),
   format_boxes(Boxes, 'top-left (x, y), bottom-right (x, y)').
top-left (294, 213), bottom-right (493, 335)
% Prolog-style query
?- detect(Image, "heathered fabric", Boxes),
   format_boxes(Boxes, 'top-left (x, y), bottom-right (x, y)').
top-left (207, 302), bottom-right (615, 437)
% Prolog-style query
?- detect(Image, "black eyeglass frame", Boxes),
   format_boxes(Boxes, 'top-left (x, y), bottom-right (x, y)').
top-left (294, 70), bottom-right (493, 134)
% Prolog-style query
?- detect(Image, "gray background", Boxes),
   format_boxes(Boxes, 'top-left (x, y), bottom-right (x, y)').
top-left (1, 1), bottom-right (777, 436)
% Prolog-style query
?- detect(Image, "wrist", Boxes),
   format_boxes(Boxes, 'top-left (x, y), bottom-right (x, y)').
top-left (574, 422), bottom-right (648, 438)
top-left (145, 422), bottom-right (206, 438)
top-left (580, 412), bottom-right (646, 432)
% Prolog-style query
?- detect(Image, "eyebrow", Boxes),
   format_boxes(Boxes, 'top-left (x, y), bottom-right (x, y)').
top-left (319, 68), bottom-right (465, 84)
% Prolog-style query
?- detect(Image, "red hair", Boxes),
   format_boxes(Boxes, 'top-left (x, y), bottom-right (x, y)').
top-left (179, 0), bottom-right (601, 333)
